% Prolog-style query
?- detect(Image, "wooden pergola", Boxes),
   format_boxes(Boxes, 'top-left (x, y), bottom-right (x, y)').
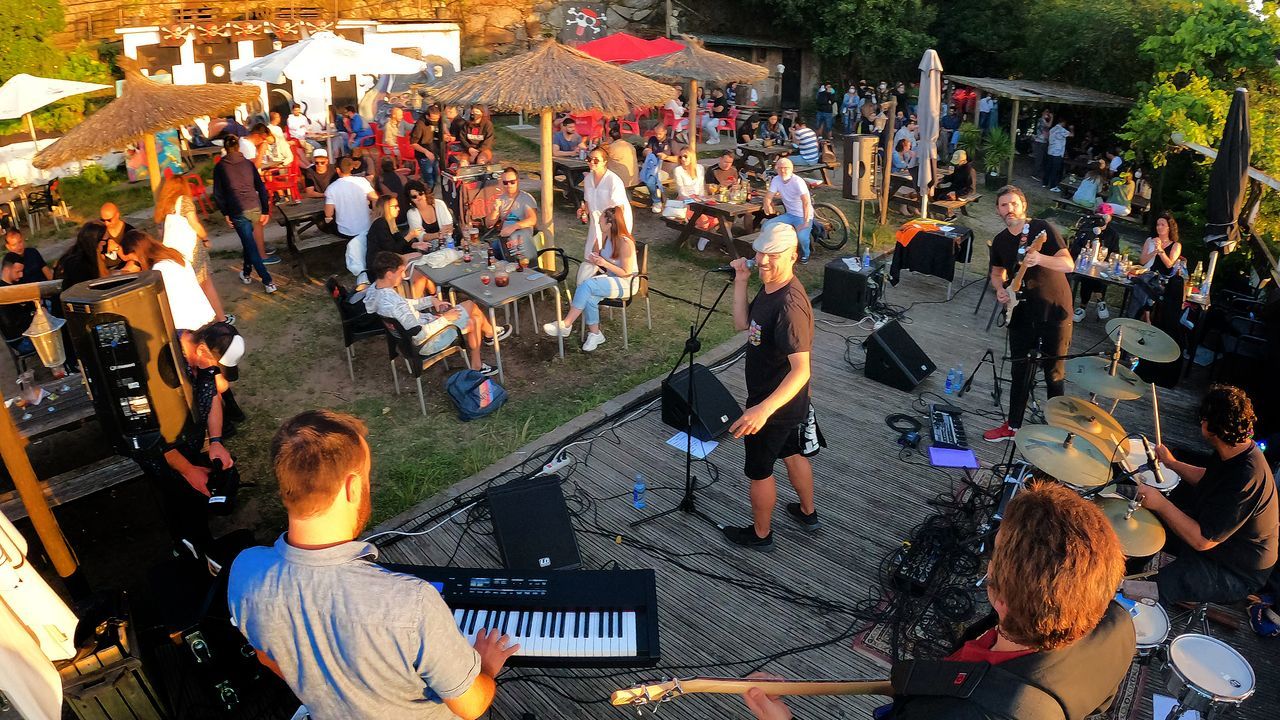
top-left (945, 75), bottom-right (1132, 180)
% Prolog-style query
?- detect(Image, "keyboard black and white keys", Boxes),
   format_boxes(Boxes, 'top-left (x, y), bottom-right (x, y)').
top-left (382, 565), bottom-right (660, 668)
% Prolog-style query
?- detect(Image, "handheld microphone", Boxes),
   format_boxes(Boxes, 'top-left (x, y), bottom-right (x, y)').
top-left (1141, 435), bottom-right (1161, 474)
top-left (712, 259), bottom-right (756, 274)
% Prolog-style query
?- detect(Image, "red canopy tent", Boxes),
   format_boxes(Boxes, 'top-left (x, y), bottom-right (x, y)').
top-left (578, 32), bottom-right (684, 64)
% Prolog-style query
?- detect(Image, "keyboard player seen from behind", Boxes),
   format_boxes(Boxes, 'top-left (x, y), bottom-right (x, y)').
top-left (227, 410), bottom-right (518, 719)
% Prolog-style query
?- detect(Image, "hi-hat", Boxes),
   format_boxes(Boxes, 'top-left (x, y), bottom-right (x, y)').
top-left (1106, 318), bottom-right (1180, 363)
top-left (1065, 357), bottom-right (1145, 401)
top-left (1014, 424), bottom-right (1112, 488)
top-left (1094, 497), bottom-right (1167, 557)
top-left (1043, 396), bottom-right (1130, 454)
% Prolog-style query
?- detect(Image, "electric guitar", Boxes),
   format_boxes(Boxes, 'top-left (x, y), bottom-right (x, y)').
top-left (610, 676), bottom-right (893, 710)
top-left (1003, 230), bottom-right (1048, 325)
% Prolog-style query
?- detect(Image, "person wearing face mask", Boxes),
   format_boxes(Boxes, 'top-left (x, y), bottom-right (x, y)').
top-left (228, 410), bottom-right (518, 720)
top-left (983, 185), bottom-right (1075, 443)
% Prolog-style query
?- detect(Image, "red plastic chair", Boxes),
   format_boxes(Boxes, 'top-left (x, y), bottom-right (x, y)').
top-left (716, 107), bottom-right (739, 134)
top-left (184, 175), bottom-right (212, 215)
top-left (264, 152), bottom-right (303, 204)
top-left (570, 112), bottom-right (604, 142)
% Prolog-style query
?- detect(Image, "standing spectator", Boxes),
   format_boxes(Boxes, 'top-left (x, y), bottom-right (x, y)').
top-left (118, 231), bottom-right (215, 332)
top-left (576, 146), bottom-right (632, 286)
top-left (842, 85), bottom-right (860, 134)
top-left (813, 83), bottom-right (835, 140)
top-left (382, 107), bottom-right (405, 163)
top-left (338, 105), bottom-right (372, 154)
top-left (4, 230), bottom-right (51, 283)
top-left (323, 157), bottom-right (378, 283)
top-left (211, 133), bottom-right (276, 293)
top-left (461, 106), bottom-right (495, 164)
top-left (408, 105), bottom-right (441, 188)
top-left (762, 158), bottom-right (813, 263)
top-left (893, 82), bottom-right (911, 115)
top-left (1031, 109), bottom-right (1053, 181)
top-left (790, 118), bottom-right (819, 165)
top-left (98, 202), bottom-right (135, 273)
top-left (940, 106), bottom-right (962, 153)
top-left (1045, 117), bottom-right (1072, 192)
top-left (1106, 147), bottom-right (1124, 176)
top-left (155, 176), bottom-right (231, 325)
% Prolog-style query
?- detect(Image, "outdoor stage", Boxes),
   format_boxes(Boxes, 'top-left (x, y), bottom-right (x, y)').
top-left (372, 269), bottom-right (1278, 720)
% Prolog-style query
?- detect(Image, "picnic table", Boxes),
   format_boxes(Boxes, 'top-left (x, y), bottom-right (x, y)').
top-left (273, 197), bottom-right (339, 278)
top-left (447, 267), bottom-right (565, 381)
top-left (9, 374), bottom-right (94, 440)
top-left (668, 197), bottom-right (763, 260)
top-left (553, 158), bottom-right (590, 208)
top-left (735, 143), bottom-right (791, 175)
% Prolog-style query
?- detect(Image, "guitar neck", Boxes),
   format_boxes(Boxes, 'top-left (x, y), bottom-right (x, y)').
top-left (682, 677), bottom-right (894, 697)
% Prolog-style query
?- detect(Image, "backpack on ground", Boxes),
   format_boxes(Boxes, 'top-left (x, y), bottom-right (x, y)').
top-left (446, 369), bottom-right (507, 421)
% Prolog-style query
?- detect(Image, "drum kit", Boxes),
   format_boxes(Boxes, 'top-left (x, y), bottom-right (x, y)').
top-left (1007, 319), bottom-right (1257, 719)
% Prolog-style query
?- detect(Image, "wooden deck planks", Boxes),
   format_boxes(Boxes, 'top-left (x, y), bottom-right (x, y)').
top-left (375, 269), bottom-right (1278, 720)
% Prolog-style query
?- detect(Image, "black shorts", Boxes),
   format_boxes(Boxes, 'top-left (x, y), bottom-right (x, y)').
top-left (743, 405), bottom-right (824, 481)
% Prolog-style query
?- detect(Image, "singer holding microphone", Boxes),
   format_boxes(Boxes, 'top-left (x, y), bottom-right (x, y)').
top-left (983, 185), bottom-right (1076, 443)
top-left (722, 223), bottom-right (823, 552)
top-left (1135, 385), bottom-right (1278, 605)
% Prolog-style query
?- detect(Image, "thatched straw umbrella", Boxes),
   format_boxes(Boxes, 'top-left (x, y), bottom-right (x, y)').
top-left (426, 40), bottom-right (676, 247)
top-left (624, 35), bottom-right (768, 157)
top-left (34, 58), bottom-right (261, 196)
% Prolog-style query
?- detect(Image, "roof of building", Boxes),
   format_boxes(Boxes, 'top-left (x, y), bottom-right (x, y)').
top-left (945, 75), bottom-right (1131, 108)
top-left (698, 34), bottom-right (798, 50)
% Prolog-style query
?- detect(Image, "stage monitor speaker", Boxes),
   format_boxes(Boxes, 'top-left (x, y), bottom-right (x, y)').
top-left (661, 363), bottom-right (742, 441)
top-left (62, 272), bottom-right (193, 455)
top-left (486, 475), bottom-right (581, 570)
top-left (842, 134), bottom-right (878, 201)
top-left (821, 258), bottom-right (880, 320)
top-left (863, 320), bottom-right (936, 392)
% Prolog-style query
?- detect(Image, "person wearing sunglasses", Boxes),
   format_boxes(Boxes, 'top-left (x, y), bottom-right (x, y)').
top-left (488, 168), bottom-right (538, 262)
top-left (302, 150), bottom-right (337, 198)
top-left (577, 147), bottom-right (633, 287)
top-left (98, 202), bottom-right (135, 272)
top-left (673, 150), bottom-right (705, 201)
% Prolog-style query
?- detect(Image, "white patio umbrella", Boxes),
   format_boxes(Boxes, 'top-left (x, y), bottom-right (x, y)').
top-left (231, 31), bottom-right (425, 84)
top-left (916, 49), bottom-right (944, 218)
top-left (0, 74), bottom-right (110, 147)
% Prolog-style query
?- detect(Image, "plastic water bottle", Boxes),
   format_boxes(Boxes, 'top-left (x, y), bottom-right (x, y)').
top-left (945, 367), bottom-right (956, 394)
top-left (632, 474), bottom-right (647, 509)
top-left (862, 249), bottom-right (872, 270)
top-left (954, 364), bottom-right (964, 393)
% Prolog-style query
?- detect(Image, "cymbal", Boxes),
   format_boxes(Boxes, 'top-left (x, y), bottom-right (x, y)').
top-left (1094, 497), bottom-right (1167, 557)
top-left (1105, 318), bottom-right (1181, 363)
top-left (1043, 396), bottom-right (1131, 454)
top-left (1014, 425), bottom-right (1113, 488)
top-left (1064, 357), bottom-right (1145, 401)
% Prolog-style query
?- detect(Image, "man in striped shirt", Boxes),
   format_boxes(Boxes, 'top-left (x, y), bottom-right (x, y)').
top-left (790, 118), bottom-right (820, 165)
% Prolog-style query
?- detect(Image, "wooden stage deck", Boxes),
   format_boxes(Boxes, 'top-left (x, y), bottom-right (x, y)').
top-left (372, 269), bottom-right (1279, 720)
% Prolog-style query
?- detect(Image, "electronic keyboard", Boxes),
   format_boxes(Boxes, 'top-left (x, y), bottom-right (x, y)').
top-left (929, 403), bottom-right (969, 450)
top-left (381, 565), bottom-right (660, 668)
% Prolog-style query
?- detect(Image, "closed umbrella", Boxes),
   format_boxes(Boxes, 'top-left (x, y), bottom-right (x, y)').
top-left (0, 74), bottom-right (109, 150)
top-left (916, 49), bottom-right (943, 218)
top-left (1201, 87), bottom-right (1251, 291)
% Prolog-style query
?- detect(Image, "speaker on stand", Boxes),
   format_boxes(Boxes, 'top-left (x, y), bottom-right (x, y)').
top-left (62, 272), bottom-right (194, 455)
top-left (842, 134), bottom-right (880, 254)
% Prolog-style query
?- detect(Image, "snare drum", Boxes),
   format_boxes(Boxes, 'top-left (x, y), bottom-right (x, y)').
top-left (1128, 598), bottom-right (1170, 656)
top-left (1165, 634), bottom-right (1255, 717)
top-left (1124, 446), bottom-right (1181, 492)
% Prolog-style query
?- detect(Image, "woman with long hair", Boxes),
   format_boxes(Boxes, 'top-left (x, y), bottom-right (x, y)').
top-left (1141, 211), bottom-right (1181, 275)
top-left (118, 230), bottom-right (215, 331)
top-left (673, 148), bottom-right (706, 200)
top-left (56, 221), bottom-right (109, 287)
top-left (154, 176), bottom-right (231, 324)
top-left (365, 193), bottom-right (431, 297)
top-left (577, 145), bottom-right (633, 286)
top-left (543, 206), bottom-right (638, 352)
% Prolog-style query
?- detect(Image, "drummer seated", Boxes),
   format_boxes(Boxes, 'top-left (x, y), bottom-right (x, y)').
top-left (743, 482), bottom-right (1135, 720)
top-left (1137, 384), bottom-right (1279, 606)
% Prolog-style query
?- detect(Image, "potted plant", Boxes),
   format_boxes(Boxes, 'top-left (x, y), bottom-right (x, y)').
top-left (957, 122), bottom-right (982, 158)
top-left (982, 128), bottom-right (1013, 190)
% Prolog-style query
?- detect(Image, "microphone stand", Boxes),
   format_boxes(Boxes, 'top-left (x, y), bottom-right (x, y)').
top-left (632, 274), bottom-right (733, 530)
top-left (957, 348), bottom-right (1000, 408)
top-left (1000, 346), bottom-right (1116, 469)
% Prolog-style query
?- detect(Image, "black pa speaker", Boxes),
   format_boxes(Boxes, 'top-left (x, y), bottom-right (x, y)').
top-left (486, 475), bottom-right (581, 570)
top-left (821, 258), bottom-right (881, 320)
top-left (661, 363), bottom-right (742, 441)
top-left (863, 320), bottom-right (936, 392)
top-left (62, 272), bottom-right (194, 454)
top-left (842, 134), bottom-right (878, 201)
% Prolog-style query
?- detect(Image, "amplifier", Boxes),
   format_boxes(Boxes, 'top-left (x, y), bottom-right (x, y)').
top-left (443, 163), bottom-right (504, 183)
top-left (486, 475), bottom-right (581, 570)
top-left (821, 258), bottom-right (880, 320)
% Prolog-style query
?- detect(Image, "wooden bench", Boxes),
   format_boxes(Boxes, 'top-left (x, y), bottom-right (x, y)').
top-left (929, 194), bottom-right (981, 220)
top-left (791, 162), bottom-right (834, 186)
top-left (0, 455), bottom-right (143, 520)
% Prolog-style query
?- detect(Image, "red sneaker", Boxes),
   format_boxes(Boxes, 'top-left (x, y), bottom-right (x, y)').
top-left (983, 422), bottom-right (1017, 442)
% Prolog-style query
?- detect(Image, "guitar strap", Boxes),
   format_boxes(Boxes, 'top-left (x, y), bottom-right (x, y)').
top-left (889, 659), bottom-right (1068, 720)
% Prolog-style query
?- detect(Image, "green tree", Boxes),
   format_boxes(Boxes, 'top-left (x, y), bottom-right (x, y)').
top-left (747, 0), bottom-right (937, 80)
top-left (0, 0), bottom-right (112, 134)
top-left (928, 0), bottom-right (1030, 79)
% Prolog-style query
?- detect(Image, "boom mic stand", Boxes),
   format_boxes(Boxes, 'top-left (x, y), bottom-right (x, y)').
top-left (632, 273), bottom-right (733, 530)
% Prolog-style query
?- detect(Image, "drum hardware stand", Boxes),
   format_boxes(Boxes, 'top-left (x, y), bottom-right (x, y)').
top-left (1169, 602), bottom-right (1213, 637)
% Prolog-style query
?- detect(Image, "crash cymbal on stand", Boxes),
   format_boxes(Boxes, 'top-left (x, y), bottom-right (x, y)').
top-left (1014, 424), bottom-right (1113, 488)
top-left (1043, 396), bottom-right (1131, 454)
top-left (1105, 318), bottom-right (1181, 363)
top-left (1094, 497), bottom-right (1167, 557)
top-left (1065, 357), bottom-right (1145, 401)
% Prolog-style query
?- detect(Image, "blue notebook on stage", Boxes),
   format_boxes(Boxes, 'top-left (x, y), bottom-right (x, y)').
top-left (929, 445), bottom-right (979, 469)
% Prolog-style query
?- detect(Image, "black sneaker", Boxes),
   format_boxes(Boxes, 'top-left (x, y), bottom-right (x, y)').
top-left (786, 502), bottom-right (821, 531)
top-left (722, 524), bottom-right (775, 552)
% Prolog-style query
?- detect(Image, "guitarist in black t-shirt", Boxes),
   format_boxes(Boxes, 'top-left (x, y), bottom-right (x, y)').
top-left (983, 185), bottom-right (1076, 443)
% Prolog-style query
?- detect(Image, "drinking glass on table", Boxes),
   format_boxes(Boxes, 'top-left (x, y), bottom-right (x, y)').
top-left (481, 273), bottom-right (492, 295)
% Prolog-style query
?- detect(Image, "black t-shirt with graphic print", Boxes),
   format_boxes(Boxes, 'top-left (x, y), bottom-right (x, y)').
top-left (745, 277), bottom-right (814, 427)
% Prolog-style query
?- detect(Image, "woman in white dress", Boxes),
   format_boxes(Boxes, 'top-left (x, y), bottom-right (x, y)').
top-left (577, 146), bottom-right (633, 286)
top-left (155, 176), bottom-right (231, 324)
